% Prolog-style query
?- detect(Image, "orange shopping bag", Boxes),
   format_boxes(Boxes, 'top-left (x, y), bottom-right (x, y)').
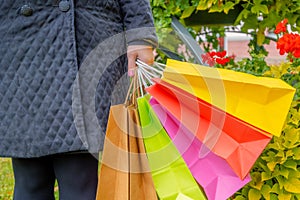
top-left (96, 75), bottom-right (157, 200)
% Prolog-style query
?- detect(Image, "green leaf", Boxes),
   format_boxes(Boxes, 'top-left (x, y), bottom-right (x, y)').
top-left (251, 5), bottom-right (269, 14)
top-left (256, 28), bottom-right (265, 46)
top-left (253, 0), bottom-right (262, 4)
top-left (283, 178), bottom-right (300, 193)
top-left (250, 172), bottom-right (264, 190)
top-left (288, 114), bottom-right (300, 128)
top-left (272, 165), bottom-right (281, 177)
top-left (293, 147), bottom-right (300, 159)
top-left (284, 127), bottom-right (300, 145)
top-left (278, 192), bottom-right (292, 200)
top-left (241, 15), bottom-right (259, 31)
top-left (261, 185), bottom-right (272, 200)
top-left (283, 160), bottom-right (297, 170)
top-left (267, 161), bottom-right (277, 171)
top-left (234, 196), bottom-right (247, 200)
top-left (248, 189), bottom-right (261, 200)
top-left (276, 176), bottom-right (285, 190)
top-left (236, 8), bottom-right (250, 20)
top-left (285, 150), bottom-right (294, 158)
top-left (241, 187), bottom-right (250, 197)
top-left (276, 150), bottom-right (285, 158)
top-left (270, 183), bottom-right (280, 194)
top-left (269, 193), bottom-right (278, 200)
top-left (209, 4), bottom-right (224, 12)
top-left (197, 0), bottom-right (216, 10)
top-left (223, 2), bottom-right (235, 14)
top-left (180, 6), bottom-right (196, 19)
top-left (278, 166), bottom-right (289, 179)
top-left (275, 0), bottom-right (284, 13)
top-left (261, 10), bottom-right (280, 28)
top-left (295, 193), bottom-right (300, 199)
top-left (289, 170), bottom-right (300, 179)
top-left (261, 172), bottom-right (272, 181)
top-left (258, 161), bottom-right (271, 172)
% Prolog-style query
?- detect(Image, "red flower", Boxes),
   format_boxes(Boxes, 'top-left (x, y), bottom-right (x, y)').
top-left (274, 18), bottom-right (288, 34)
top-left (208, 51), bottom-right (217, 57)
top-left (293, 49), bottom-right (300, 58)
top-left (216, 57), bottom-right (231, 65)
top-left (276, 32), bottom-right (300, 58)
top-left (203, 50), bottom-right (233, 66)
top-left (201, 53), bottom-right (215, 66)
top-left (294, 36), bottom-right (300, 58)
top-left (215, 50), bottom-right (226, 58)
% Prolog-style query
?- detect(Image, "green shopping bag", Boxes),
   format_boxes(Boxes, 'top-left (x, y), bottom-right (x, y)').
top-left (137, 95), bottom-right (206, 200)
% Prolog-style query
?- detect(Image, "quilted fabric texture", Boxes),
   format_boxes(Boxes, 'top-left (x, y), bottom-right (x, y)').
top-left (0, 0), bottom-right (157, 158)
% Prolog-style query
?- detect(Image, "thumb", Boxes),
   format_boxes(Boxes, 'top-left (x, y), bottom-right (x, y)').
top-left (127, 53), bottom-right (137, 77)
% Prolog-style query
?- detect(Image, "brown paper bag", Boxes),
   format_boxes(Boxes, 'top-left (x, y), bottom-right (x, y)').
top-left (96, 104), bottom-right (157, 200)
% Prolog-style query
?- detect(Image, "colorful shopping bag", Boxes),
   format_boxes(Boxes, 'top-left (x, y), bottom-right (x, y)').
top-left (96, 103), bottom-right (157, 199)
top-left (146, 79), bottom-right (272, 179)
top-left (162, 59), bottom-right (295, 137)
top-left (137, 95), bottom-right (207, 200)
top-left (150, 97), bottom-right (251, 200)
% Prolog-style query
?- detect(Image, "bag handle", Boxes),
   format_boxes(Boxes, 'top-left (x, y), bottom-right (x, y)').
top-left (136, 59), bottom-right (165, 88)
top-left (124, 69), bottom-right (138, 106)
top-left (124, 59), bottom-right (165, 105)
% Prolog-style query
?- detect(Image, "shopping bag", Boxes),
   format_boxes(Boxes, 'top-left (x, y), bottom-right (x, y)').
top-left (137, 95), bottom-right (207, 200)
top-left (96, 80), bottom-right (157, 200)
top-left (146, 78), bottom-right (272, 179)
top-left (162, 59), bottom-right (296, 137)
top-left (150, 97), bottom-right (251, 200)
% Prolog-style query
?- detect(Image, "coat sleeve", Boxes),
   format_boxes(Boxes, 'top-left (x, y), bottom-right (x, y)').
top-left (119, 0), bottom-right (158, 47)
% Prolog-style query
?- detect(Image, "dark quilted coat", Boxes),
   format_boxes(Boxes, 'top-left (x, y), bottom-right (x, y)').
top-left (0, 0), bottom-right (157, 158)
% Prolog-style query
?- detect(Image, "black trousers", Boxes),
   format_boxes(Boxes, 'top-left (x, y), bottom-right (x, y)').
top-left (12, 153), bottom-right (98, 200)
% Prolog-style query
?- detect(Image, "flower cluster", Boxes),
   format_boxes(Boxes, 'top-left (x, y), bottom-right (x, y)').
top-left (275, 19), bottom-right (300, 60)
top-left (201, 50), bottom-right (235, 66)
top-left (177, 44), bottom-right (194, 61)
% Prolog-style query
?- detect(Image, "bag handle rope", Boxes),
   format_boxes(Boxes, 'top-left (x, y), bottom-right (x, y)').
top-left (124, 59), bottom-right (165, 106)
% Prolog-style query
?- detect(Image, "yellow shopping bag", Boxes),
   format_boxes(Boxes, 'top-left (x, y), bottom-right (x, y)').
top-left (162, 59), bottom-right (295, 137)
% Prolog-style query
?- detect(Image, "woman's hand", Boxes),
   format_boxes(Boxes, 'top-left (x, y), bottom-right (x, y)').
top-left (127, 45), bottom-right (154, 76)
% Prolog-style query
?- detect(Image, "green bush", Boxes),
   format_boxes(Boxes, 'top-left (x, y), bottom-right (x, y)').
top-left (231, 62), bottom-right (300, 200)
top-left (0, 158), bottom-right (14, 199)
top-left (0, 158), bottom-right (59, 199)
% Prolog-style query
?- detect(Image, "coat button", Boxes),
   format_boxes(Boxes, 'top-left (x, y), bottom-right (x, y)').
top-left (20, 4), bottom-right (33, 16)
top-left (59, 1), bottom-right (70, 12)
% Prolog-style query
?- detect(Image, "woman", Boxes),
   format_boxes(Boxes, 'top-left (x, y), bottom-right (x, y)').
top-left (0, 0), bottom-right (157, 199)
